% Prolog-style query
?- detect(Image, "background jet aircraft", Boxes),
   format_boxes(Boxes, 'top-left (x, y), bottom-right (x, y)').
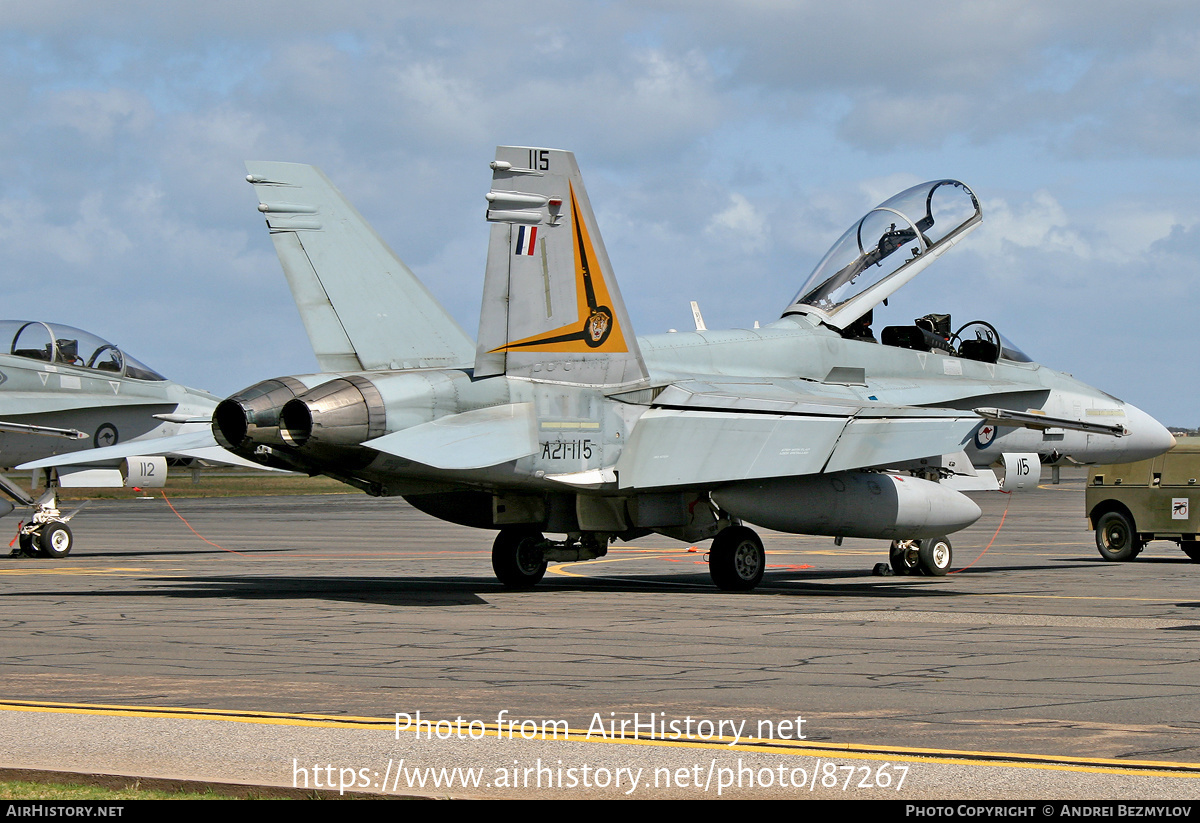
top-left (215, 149), bottom-right (1174, 591)
top-left (0, 319), bottom-right (246, 557)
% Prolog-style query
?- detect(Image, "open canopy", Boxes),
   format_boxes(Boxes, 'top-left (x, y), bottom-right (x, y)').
top-left (784, 180), bottom-right (982, 329)
top-left (2, 320), bottom-right (166, 381)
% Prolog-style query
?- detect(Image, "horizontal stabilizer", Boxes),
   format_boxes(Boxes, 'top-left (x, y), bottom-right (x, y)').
top-left (245, 161), bottom-right (475, 372)
top-left (363, 403), bottom-right (538, 470)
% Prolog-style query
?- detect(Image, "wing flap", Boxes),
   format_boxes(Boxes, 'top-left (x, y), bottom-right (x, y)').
top-left (617, 406), bottom-right (979, 490)
top-left (617, 409), bottom-right (848, 489)
top-left (824, 416), bottom-right (980, 473)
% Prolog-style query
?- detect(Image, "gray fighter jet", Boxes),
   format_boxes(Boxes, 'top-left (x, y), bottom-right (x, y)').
top-left (2, 320), bottom-right (242, 557)
top-left (215, 148), bottom-right (1174, 590)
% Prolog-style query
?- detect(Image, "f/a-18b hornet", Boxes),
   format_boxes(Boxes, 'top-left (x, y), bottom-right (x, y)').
top-left (4, 321), bottom-right (256, 557)
top-left (213, 148), bottom-right (1173, 591)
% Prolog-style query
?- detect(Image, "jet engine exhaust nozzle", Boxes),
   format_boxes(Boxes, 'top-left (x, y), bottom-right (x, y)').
top-left (213, 376), bottom-right (308, 453)
top-left (278, 376), bottom-right (386, 452)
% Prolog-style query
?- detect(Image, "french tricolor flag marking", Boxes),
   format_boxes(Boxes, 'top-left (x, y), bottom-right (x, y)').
top-left (515, 225), bottom-right (538, 256)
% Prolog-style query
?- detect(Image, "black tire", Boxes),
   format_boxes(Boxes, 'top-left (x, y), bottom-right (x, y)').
top-left (918, 536), bottom-right (952, 576)
top-left (709, 526), bottom-right (765, 591)
top-left (38, 523), bottom-right (73, 559)
top-left (889, 540), bottom-right (920, 575)
top-left (18, 532), bottom-right (38, 558)
top-left (491, 528), bottom-right (547, 588)
top-left (1095, 511), bottom-right (1138, 561)
top-left (1181, 541), bottom-right (1200, 562)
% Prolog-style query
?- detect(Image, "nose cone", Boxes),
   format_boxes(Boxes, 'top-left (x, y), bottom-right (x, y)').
top-left (1119, 403), bottom-right (1175, 463)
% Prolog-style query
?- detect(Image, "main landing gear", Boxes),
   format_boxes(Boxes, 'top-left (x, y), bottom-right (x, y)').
top-left (490, 523), bottom-right (952, 591)
top-left (889, 536), bottom-right (953, 576)
top-left (708, 526), bottom-right (766, 591)
top-left (490, 524), bottom-right (770, 592)
top-left (491, 528), bottom-right (611, 589)
top-left (491, 528), bottom-right (548, 588)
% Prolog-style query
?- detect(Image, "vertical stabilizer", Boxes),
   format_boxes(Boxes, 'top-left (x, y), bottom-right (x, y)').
top-left (476, 147), bottom-right (648, 387)
top-left (245, 161), bottom-right (475, 372)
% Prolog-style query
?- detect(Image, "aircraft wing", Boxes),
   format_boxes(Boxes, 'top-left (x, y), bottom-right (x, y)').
top-left (17, 427), bottom-right (270, 472)
top-left (615, 381), bottom-right (981, 490)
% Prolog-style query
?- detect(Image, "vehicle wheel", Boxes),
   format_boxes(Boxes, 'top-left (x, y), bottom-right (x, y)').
top-left (38, 523), bottom-right (73, 559)
top-left (1095, 511), bottom-right (1138, 561)
top-left (1181, 541), bottom-right (1200, 562)
top-left (709, 526), bottom-right (765, 591)
top-left (18, 532), bottom-right (38, 558)
top-left (889, 540), bottom-right (920, 575)
top-left (491, 528), bottom-right (547, 588)
top-left (918, 536), bottom-right (952, 576)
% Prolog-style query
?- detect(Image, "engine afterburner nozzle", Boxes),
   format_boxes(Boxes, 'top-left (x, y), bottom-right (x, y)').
top-left (278, 376), bottom-right (386, 451)
top-left (213, 376), bottom-right (309, 453)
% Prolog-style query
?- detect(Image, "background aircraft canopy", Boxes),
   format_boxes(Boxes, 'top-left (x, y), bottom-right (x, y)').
top-left (785, 180), bottom-right (981, 329)
top-left (3, 320), bottom-right (165, 381)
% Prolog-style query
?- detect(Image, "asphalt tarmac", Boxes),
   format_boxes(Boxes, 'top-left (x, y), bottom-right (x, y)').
top-left (3, 472), bottom-right (1200, 799)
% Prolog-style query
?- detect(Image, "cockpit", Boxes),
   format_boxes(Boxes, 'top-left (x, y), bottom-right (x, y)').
top-left (875, 314), bottom-right (1033, 364)
top-left (782, 180), bottom-right (1033, 365)
top-left (3, 320), bottom-right (166, 381)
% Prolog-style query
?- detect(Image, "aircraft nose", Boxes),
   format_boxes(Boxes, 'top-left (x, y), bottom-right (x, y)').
top-left (1120, 403), bottom-right (1175, 462)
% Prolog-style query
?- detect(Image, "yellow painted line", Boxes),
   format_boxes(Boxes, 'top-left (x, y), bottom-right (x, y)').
top-left (1, 700), bottom-right (1197, 778)
top-left (549, 553), bottom-right (685, 578)
top-left (0, 699), bottom-right (392, 729)
top-left (0, 566), bottom-right (174, 577)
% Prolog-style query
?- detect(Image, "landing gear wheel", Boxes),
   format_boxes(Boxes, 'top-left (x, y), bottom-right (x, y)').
top-left (38, 523), bottom-right (73, 559)
top-left (17, 531), bottom-right (38, 557)
top-left (1181, 541), bottom-right (1200, 562)
top-left (709, 526), bottom-right (765, 591)
top-left (1095, 512), bottom-right (1139, 561)
top-left (889, 540), bottom-right (920, 575)
top-left (491, 528), bottom-right (547, 588)
top-left (918, 536), bottom-right (952, 576)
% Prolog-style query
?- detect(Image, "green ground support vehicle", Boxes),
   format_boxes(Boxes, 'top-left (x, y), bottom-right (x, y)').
top-left (1087, 439), bottom-right (1200, 561)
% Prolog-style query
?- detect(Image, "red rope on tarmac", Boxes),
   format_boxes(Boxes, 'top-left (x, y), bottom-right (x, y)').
top-left (159, 489), bottom-right (256, 558)
top-left (8, 520), bottom-right (23, 548)
top-left (949, 490), bottom-right (1012, 574)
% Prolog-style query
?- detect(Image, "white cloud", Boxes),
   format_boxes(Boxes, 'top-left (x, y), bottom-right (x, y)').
top-left (42, 88), bottom-right (154, 143)
top-left (0, 1), bottom-right (1196, 421)
top-left (705, 193), bottom-right (768, 253)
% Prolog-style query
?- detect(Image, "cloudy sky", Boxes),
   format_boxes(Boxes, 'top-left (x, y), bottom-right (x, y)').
top-left (2, 1), bottom-right (1197, 424)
